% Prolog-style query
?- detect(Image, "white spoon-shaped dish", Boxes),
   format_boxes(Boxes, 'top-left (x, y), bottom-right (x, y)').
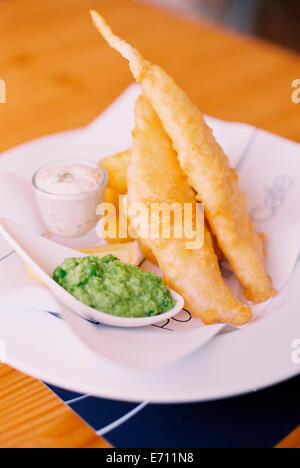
top-left (0, 218), bottom-right (184, 328)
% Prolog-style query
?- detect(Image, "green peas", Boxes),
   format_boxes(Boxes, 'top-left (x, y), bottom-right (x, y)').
top-left (85, 263), bottom-right (98, 277)
top-left (53, 255), bottom-right (176, 318)
top-left (53, 267), bottom-right (67, 282)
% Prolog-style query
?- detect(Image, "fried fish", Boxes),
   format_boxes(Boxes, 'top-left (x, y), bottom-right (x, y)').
top-left (101, 148), bottom-right (224, 262)
top-left (90, 10), bottom-right (276, 304)
top-left (127, 94), bottom-right (251, 325)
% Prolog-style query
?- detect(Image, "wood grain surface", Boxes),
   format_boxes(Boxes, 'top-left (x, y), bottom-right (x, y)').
top-left (0, 0), bottom-right (299, 448)
top-left (276, 426), bottom-right (300, 449)
top-left (0, 365), bottom-right (110, 448)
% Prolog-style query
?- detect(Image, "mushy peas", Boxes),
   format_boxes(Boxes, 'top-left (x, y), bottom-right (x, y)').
top-left (53, 255), bottom-right (175, 318)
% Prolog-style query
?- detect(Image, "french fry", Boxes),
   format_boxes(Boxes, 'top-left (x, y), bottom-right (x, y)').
top-left (100, 149), bottom-right (131, 194)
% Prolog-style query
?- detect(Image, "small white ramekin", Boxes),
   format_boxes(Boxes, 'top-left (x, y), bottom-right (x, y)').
top-left (32, 159), bottom-right (108, 238)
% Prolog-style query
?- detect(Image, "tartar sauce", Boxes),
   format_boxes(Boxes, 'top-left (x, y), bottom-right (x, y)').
top-left (33, 160), bottom-right (107, 238)
top-left (35, 163), bottom-right (103, 195)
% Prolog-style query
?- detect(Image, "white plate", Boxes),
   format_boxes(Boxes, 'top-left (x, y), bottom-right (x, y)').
top-left (0, 86), bottom-right (299, 402)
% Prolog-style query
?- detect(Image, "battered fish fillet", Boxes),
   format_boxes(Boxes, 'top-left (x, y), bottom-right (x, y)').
top-left (127, 95), bottom-right (251, 325)
top-left (103, 148), bottom-right (224, 262)
top-left (90, 11), bottom-right (276, 304)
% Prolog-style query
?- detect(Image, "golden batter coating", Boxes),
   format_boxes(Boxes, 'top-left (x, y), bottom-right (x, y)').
top-left (90, 10), bottom-right (276, 304)
top-left (127, 95), bottom-right (251, 325)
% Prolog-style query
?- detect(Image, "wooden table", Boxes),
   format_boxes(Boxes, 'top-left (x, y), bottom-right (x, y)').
top-left (0, 0), bottom-right (299, 448)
